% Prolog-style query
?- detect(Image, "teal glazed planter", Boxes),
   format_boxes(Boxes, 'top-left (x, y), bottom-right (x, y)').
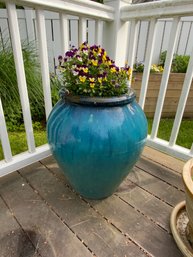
top-left (47, 89), bottom-right (147, 199)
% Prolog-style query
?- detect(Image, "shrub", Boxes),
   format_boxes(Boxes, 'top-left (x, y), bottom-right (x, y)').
top-left (172, 54), bottom-right (190, 73)
top-left (159, 50), bottom-right (167, 66)
top-left (134, 62), bottom-right (145, 72)
top-left (50, 72), bottom-right (61, 105)
top-left (159, 51), bottom-right (190, 73)
top-left (0, 41), bottom-right (45, 129)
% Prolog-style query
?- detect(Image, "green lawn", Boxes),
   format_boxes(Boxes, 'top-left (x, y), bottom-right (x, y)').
top-left (0, 118), bottom-right (193, 161)
top-left (0, 129), bottom-right (47, 160)
top-left (148, 118), bottom-right (193, 149)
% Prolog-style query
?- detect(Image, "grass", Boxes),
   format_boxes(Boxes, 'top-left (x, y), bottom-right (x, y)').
top-left (0, 118), bottom-right (192, 161)
top-left (148, 118), bottom-right (193, 149)
top-left (0, 129), bottom-right (47, 160)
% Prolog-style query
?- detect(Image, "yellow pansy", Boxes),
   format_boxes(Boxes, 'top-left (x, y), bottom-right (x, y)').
top-left (110, 67), bottom-right (116, 73)
top-left (89, 77), bottom-right (95, 82)
top-left (82, 67), bottom-right (88, 73)
top-left (158, 66), bottom-right (164, 72)
top-left (80, 43), bottom-right (89, 49)
top-left (79, 76), bottom-right (87, 83)
top-left (90, 83), bottom-right (95, 88)
top-left (80, 43), bottom-right (85, 50)
top-left (127, 67), bottom-right (132, 75)
top-left (120, 68), bottom-right (126, 74)
top-left (98, 77), bottom-right (103, 84)
top-left (98, 47), bottom-right (102, 54)
top-left (91, 59), bottom-right (98, 66)
top-left (102, 55), bottom-right (107, 62)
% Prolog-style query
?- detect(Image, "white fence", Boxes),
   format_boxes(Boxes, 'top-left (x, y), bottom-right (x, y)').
top-left (0, 0), bottom-right (193, 177)
top-left (1, 8), bottom-right (193, 71)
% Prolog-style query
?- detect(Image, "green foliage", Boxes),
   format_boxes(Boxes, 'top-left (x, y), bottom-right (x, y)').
top-left (159, 51), bottom-right (190, 73)
top-left (135, 51), bottom-right (190, 73)
top-left (0, 3), bottom-right (6, 8)
top-left (0, 40), bottom-right (62, 132)
top-left (159, 50), bottom-right (167, 66)
top-left (0, 128), bottom-right (47, 160)
top-left (134, 62), bottom-right (163, 73)
top-left (57, 43), bottom-right (132, 97)
top-left (134, 62), bottom-right (144, 72)
top-left (0, 41), bottom-right (46, 129)
top-left (50, 73), bottom-right (60, 105)
top-left (5, 121), bottom-right (44, 132)
top-left (172, 54), bottom-right (190, 73)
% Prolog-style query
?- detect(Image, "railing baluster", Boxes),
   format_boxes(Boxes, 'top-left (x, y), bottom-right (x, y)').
top-left (127, 19), bottom-right (139, 85)
top-left (36, 9), bottom-right (52, 120)
top-left (169, 45), bottom-right (193, 147)
top-left (95, 20), bottom-right (103, 46)
top-left (0, 98), bottom-right (12, 162)
top-left (59, 13), bottom-right (69, 54)
top-left (78, 17), bottom-right (87, 45)
top-left (6, 3), bottom-right (36, 153)
top-left (139, 18), bottom-right (158, 109)
top-left (190, 144), bottom-right (193, 155)
top-left (150, 17), bottom-right (181, 140)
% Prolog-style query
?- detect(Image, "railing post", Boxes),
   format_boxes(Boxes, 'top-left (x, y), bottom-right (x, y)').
top-left (36, 9), bottom-right (52, 120)
top-left (103, 0), bottom-right (131, 67)
top-left (59, 13), bottom-right (69, 54)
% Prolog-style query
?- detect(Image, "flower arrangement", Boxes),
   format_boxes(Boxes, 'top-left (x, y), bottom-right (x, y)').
top-left (57, 42), bottom-right (132, 97)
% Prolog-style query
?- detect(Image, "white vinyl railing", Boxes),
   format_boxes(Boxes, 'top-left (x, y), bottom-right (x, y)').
top-left (0, 0), bottom-right (114, 176)
top-left (123, 0), bottom-right (193, 160)
top-left (0, 0), bottom-right (193, 177)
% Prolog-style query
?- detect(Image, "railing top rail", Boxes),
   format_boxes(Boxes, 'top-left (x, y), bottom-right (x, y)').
top-left (121, 0), bottom-right (193, 20)
top-left (3, 0), bottom-right (114, 20)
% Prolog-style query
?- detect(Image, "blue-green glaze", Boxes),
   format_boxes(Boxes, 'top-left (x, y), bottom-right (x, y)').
top-left (47, 93), bottom-right (147, 199)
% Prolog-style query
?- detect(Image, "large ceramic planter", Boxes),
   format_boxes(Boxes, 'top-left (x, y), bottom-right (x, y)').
top-left (47, 89), bottom-right (147, 199)
top-left (183, 158), bottom-right (193, 245)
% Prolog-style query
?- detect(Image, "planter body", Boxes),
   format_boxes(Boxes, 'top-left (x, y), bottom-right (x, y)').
top-left (47, 93), bottom-right (147, 199)
top-left (183, 158), bottom-right (193, 245)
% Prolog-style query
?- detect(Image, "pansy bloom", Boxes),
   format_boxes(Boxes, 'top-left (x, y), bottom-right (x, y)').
top-left (57, 42), bottom-right (132, 97)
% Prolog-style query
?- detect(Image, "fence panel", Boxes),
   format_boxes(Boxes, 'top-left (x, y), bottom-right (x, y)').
top-left (1, 9), bottom-right (193, 69)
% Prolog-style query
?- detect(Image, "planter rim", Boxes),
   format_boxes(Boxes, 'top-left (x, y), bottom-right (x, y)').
top-left (182, 158), bottom-right (193, 197)
top-left (63, 88), bottom-right (136, 107)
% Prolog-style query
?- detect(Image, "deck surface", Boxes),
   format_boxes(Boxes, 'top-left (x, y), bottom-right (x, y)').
top-left (0, 147), bottom-right (185, 257)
